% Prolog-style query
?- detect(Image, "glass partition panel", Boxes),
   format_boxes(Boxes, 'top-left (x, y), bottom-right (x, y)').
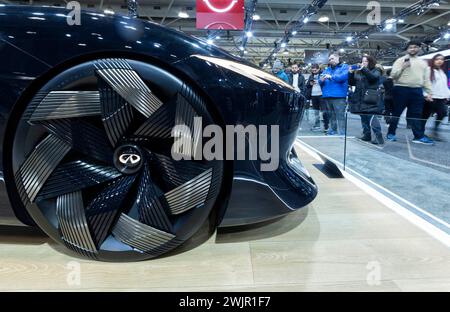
top-left (343, 112), bottom-right (450, 233)
top-left (297, 106), bottom-right (346, 166)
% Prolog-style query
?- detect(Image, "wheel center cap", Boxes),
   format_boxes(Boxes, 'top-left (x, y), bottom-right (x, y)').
top-left (114, 145), bottom-right (143, 175)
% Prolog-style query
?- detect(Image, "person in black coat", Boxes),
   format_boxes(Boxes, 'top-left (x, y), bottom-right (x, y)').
top-left (348, 55), bottom-right (384, 144)
top-left (288, 62), bottom-right (306, 95)
top-left (306, 63), bottom-right (329, 131)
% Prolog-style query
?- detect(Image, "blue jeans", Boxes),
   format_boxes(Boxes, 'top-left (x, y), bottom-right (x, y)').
top-left (311, 96), bottom-right (329, 129)
top-left (388, 86), bottom-right (425, 139)
top-left (361, 114), bottom-right (382, 137)
top-left (324, 98), bottom-right (347, 135)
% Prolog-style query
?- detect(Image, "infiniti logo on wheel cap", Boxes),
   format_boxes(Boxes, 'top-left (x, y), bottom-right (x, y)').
top-left (119, 153), bottom-right (141, 166)
top-left (114, 145), bottom-right (144, 175)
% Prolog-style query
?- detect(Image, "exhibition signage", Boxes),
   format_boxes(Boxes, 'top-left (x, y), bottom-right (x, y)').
top-left (196, 0), bottom-right (245, 30)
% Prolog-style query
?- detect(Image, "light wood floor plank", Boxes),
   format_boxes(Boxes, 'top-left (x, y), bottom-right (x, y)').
top-left (0, 148), bottom-right (448, 291)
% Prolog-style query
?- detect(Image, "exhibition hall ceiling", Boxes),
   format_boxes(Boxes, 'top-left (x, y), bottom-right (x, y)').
top-left (6, 0), bottom-right (450, 63)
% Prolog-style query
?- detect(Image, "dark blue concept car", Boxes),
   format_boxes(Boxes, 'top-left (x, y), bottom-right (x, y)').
top-left (0, 5), bottom-right (317, 261)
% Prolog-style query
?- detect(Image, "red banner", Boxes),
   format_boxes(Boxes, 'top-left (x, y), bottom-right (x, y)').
top-left (196, 0), bottom-right (245, 30)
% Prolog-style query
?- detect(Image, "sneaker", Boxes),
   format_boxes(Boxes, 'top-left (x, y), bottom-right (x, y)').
top-left (386, 134), bottom-right (397, 142)
top-left (327, 129), bottom-right (336, 135)
top-left (372, 133), bottom-right (384, 145)
top-left (431, 130), bottom-right (444, 142)
top-left (359, 135), bottom-right (371, 142)
top-left (412, 136), bottom-right (434, 145)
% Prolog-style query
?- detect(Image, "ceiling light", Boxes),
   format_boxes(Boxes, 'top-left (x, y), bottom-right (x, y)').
top-left (207, 39), bottom-right (214, 45)
top-left (281, 42), bottom-right (287, 48)
top-left (386, 18), bottom-right (397, 24)
top-left (447, 21), bottom-right (450, 26)
top-left (252, 14), bottom-right (260, 21)
top-left (346, 36), bottom-right (353, 42)
top-left (303, 17), bottom-right (309, 24)
top-left (178, 11), bottom-right (189, 18)
top-left (339, 48), bottom-right (345, 53)
top-left (283, 50), bottom-right (289, 55)
top-left (243, 50), bottom-right (248, 54)
top-left (444, 33), bottom-right (450, 39)
top-left (385, 23), bottom-right (394, 30)
top-left (318, 16), bottom-right (329, 23)
top-left (292, 30), bottom-right (298, 35)
top-left (103, 9), bottom-right (114, 15)
top-left (239, 46), bottom-right (245, 51)
top-left (246, 31), bottom-right (253, 38)
top-left (215, 36), bottom-right (221, 40)
top-left (398, 19), bottom-right (405, 23)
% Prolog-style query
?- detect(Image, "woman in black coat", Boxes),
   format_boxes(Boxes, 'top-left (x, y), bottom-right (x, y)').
top-left (349, 55), bottom-right (384, 144)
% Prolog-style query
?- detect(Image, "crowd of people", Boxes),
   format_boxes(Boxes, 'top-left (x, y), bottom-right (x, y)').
top-left (272, 40), bottom-right (450, 146)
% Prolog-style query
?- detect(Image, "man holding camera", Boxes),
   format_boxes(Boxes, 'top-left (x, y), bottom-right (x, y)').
top-left (319, 53), bottom-right (349, 135)
top-left (387, 40), bottom-right (433, 145)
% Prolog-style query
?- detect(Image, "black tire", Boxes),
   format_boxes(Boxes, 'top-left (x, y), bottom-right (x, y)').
top-left (11, 58), bottom-right (224, 262)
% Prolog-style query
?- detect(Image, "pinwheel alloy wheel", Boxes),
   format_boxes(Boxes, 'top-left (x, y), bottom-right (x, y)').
top-left (0, 5), bottom-right (317, 262)
top-left (12, 59), bottom-right (223, 261)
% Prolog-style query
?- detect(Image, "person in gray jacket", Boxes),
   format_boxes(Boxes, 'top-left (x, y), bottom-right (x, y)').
top-left (306, 64), bottom-right (328, 132)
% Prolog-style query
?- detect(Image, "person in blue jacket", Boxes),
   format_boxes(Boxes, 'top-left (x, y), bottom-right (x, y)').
top-left (272, 59), bottom-right (289, 83)
top-left (319, 53), bottom-right (349, 135)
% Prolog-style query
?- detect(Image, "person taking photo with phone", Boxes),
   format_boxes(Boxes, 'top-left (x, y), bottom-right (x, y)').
top-left (348, 55), bottom-right (384, 145)
top-left (387, 40), bottom-right (434, 145)
top-left (306, 63), bottom-right (328, 132)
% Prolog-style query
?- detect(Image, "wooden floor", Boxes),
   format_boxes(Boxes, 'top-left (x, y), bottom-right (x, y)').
top-left (0, 148), bottom-right (449, 291)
